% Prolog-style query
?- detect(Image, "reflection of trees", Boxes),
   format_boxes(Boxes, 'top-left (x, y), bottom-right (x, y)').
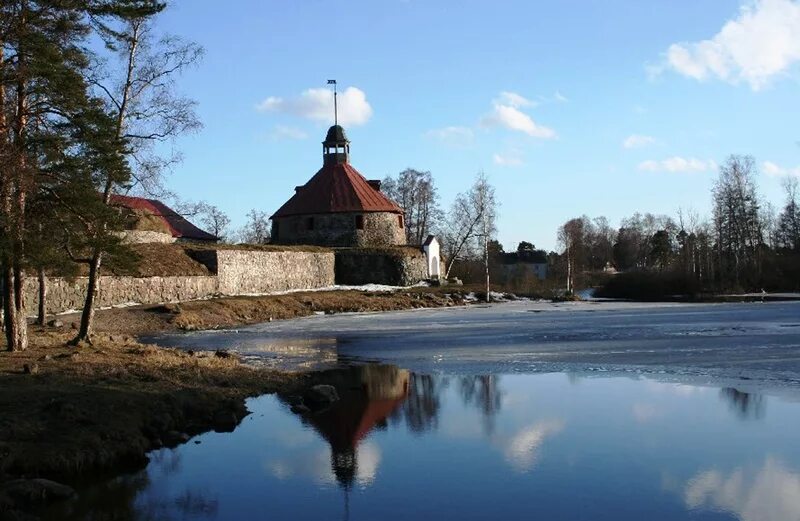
top-left (720, 388), bottom-right (765, 420)
top-left (391, 373), bottom-right (449, 434)
top-left (459, 375), bottom-right (502, 435)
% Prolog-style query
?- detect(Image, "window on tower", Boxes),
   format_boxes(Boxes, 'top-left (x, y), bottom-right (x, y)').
top-left (398, 215), bottom-right (404, 228)
top-left (306, 217), bottom-right (314, 231)
top-left (355, 215), bottom-right (364, 230)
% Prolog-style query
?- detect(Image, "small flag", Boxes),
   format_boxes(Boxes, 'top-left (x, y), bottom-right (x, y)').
top-left (327, 79), bottom-right (336, 85)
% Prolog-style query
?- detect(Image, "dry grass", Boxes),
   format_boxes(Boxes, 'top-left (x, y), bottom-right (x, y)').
top-left (0, 329), bottom-right (300, 484)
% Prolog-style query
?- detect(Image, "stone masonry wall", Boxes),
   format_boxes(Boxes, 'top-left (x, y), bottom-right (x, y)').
top-left (272, 212), bottom-right (406, 247)
top-left (24, 276), bottom-right (218, 315)
top-left (23, 247), bottom-right (418, 315)
top-left (215, 249), bottom-right (335, 295)
top-left (334, 248), bottom-right (428, 286)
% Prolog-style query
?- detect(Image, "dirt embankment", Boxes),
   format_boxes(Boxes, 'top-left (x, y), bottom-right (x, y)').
top-left (61, 287), bottom-right (472, 335)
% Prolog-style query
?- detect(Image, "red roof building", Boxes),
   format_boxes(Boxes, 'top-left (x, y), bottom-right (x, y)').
top-left (270, 125), bottom-right (406, 247)
top-left (110, 194), bottom-right (218, 242)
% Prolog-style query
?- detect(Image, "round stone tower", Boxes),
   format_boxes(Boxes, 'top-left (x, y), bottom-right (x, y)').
top-left (270, 125), bottom-right (406, 247)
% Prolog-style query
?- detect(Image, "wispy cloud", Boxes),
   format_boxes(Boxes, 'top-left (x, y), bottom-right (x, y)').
top-left (481, 92), bottom-right (556, 139)
top-left (652, 0), bottom-right (800, 90)
top-left (623, 134), bottom-right (656, 149)
top-left (493, 152), bottom-right (524, 167)
top-left (256, 86), bottom-right (373, 126)
top-left (424, 126), bottom-right (474, 146)
top-left (638, 157), bottom-right (717, 173)
top-left (763, 160), bottom-right (800, 177)
top-left (495, 91), bottom-right (536, 108)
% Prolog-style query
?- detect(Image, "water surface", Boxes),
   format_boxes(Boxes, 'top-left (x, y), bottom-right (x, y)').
top-left (46, 366), bottom-right (800, 521)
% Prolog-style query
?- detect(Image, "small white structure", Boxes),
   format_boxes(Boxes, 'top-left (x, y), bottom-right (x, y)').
top-left (422, 235), bottom-right (441, 280)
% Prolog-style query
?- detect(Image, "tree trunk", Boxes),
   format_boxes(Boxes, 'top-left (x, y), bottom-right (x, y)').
top-left (484, 221), bottom-right (490, 303)
top-left (72, 251), bottom-right (101, 344)
top-left (37, 267), bottom-right (46, 326)
top-left (3, 265), bottom-right (20, 351)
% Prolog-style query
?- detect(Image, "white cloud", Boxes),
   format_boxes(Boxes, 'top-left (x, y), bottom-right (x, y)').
top-left (623, 134), bottom-right (657, 149)
top-left (763, 160), bottom-right (800, 177)
top-left (495, 91), bottom-right (536, 108)
top-left (503, 419), bottom-right (565, 472)
top-left (424, 126), bottom-right (474, 146)
top-left (554, 91), bottom-right (569, 103)
top-left (493, 153), bottom-right (524, 167)
top-left (685, 458), bottom-right (800, 521)
top-left (658, 0), bottom-right (800, 90)
top-left (481, 102), bottom-right (556, 139)
top-left (638, 157), bottom-right (717, 173)
top-left (256, 86), bottom-right (373, 126)
top-left (268, 125), bottom-right (308, 141)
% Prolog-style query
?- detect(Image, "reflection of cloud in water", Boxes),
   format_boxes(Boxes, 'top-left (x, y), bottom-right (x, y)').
top-left (685, 458), bottom-right (800, 521)
top-left (265, 440), bottom-right (382, 488)
top-left (645, 380), bottom-right (707, 396)
top-left (503, 420), bottom-right (565, 472)
top-left (632, 402), bottom-right (659, 423)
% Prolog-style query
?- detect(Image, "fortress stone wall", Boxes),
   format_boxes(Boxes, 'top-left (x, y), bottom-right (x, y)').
top-left (24, 246), bottom-right (430, 315)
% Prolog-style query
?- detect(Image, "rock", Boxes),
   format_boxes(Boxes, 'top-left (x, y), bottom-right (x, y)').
top-left (304, 384), bottom-right (339, 408)
top-left (163, 431), bottom-right (190, 447)
top-left (290, 404), bottom-right (311, 414)
top-left (0, 478), bottom-right (76, 506)
top-left (285, 395), bottom-right (303, 406)
top-left (39, 354), bottom-right (52, 361)
top-left (47, 319), bottom-right (64, 328)
top-left (448, 277), bottom-right (464, 286)
top-left (212, 411), bottom-right (238, 433)
top-left (22, 364), bottom-right (39, 375)
top-left (214, 350), bottom-right (234, 359)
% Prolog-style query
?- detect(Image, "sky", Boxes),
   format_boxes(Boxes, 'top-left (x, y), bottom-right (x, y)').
top-left (150, 0), bottom-right (800, 251)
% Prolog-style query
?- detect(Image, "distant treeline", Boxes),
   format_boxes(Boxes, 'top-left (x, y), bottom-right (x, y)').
top-left (555, 155), bottom-right (799, 298)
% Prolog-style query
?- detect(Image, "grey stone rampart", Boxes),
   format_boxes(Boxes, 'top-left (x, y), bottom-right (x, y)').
top-left (334, 248), bottom-right (428, 286)
top-left (24, 276), bottom-right (218, 315)
top-left (215, 250), bottom-right (335, 295)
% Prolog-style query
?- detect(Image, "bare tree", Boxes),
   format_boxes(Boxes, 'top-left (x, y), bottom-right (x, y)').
top-left (176, 200), bottom-right (230, 242)
top-left (236, 210), bottom-right (270, 244)
top-left (382, 169), bottom-right (441, 244)
top-left (776, 176), bottom-right (799, 251)
top-left (71, 15), bottom-right (202, 344)
top-left (440, 173), bottom-right (497, 299)
top-left (712, 155), bottom-right (763, 288)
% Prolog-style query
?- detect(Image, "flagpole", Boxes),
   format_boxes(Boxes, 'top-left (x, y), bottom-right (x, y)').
top-left (328, 79), bottom-right (338, 126)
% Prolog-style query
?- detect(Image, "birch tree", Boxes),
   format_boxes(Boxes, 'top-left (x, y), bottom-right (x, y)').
top-left (441, 173), bottom-right (497, 296)
top-left (71, 11), bottom-right (202, 344)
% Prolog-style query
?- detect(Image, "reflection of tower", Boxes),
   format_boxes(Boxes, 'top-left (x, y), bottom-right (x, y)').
top-left (295, 365), bottom-right (410, 489)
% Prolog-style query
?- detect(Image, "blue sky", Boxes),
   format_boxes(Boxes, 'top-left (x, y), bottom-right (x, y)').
top-left (153, 0), bottom-right (800, 250)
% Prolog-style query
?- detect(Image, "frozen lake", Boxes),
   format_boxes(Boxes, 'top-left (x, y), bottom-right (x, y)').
top-left (147, 300), bottom-right (800, 389)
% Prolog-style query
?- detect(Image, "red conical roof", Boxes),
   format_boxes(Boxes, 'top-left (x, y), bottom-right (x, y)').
top-left (271, 162), bottom-right (402, 219)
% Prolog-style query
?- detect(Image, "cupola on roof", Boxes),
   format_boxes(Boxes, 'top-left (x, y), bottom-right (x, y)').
top-left (271, 126), bottom-right (402, 219)
top-left (324, 124), bottom-right (349, 145)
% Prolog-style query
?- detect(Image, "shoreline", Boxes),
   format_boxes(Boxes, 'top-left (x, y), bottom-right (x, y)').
top-left (0, 287), bottom-right (475, 517)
